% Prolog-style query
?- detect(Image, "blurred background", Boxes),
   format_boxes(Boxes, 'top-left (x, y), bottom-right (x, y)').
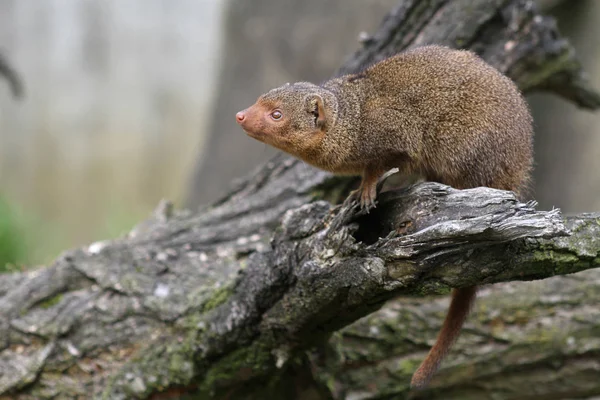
top-left (0, 0), bottom-right (598, 269)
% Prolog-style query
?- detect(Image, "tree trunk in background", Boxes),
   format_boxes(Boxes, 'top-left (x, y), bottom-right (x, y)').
top-left (530, 0), bottom-right (600, 212)
top-left (185, 0), bottom-right (398, 207)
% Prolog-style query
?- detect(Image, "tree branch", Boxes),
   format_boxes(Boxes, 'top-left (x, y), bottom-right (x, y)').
top-left (1, 0), bottom-right (599, 399)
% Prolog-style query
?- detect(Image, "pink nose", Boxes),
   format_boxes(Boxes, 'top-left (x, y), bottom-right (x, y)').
top-left (236, 111), bottom-right (246, 124)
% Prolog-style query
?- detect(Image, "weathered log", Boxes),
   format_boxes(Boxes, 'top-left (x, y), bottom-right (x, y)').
top-left (1, 180), bottom-right (598, 399)
top-left (1, 0), bottom-right (599, 399)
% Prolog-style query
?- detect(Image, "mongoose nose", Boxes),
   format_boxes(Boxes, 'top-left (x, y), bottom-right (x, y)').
top-left (236, 111), bottom-right (246, 124)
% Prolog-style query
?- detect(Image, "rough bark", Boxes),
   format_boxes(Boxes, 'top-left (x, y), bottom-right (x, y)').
top-left (2, 0), bottom-right (600, 399)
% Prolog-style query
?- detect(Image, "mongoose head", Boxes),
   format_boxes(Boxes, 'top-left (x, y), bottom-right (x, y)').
top-left (236, 82), bottom-right (338, 164)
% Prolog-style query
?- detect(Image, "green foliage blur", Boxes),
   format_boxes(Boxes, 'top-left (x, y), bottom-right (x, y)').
top-left (0, 193), bottom-right (145, 272)
top-left (0, 195), bottom-right (27, 273)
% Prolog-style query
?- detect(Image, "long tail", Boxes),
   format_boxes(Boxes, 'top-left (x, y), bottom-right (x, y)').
top-left (410, 286), bottom-right (478, 389)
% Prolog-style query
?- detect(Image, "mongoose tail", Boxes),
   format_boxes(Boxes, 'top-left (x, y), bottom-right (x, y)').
top-left (410, 286), bottom-right (478, 389)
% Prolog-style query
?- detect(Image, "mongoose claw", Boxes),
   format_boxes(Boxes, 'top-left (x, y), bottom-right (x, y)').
top-left (343, 181), bottom-right (378, 213)
top-left (346, 185), bottom-right (377, 213)
top-left (359, 189), bottom-right (377, 213)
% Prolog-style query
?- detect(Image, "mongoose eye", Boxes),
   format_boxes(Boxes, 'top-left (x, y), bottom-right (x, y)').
top-left (270, 110), bottom-right (283, 120)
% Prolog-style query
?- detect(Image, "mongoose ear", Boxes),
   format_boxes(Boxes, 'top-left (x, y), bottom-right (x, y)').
top-left (305, 94), bottom-right (326, 130)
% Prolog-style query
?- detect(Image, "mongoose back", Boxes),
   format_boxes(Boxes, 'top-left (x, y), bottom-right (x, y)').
top-left (236, 45), bottom-right (533, 388)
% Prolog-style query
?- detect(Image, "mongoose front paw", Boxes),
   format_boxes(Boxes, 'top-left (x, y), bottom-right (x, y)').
top-left (346, 184), bottom-right (377, 213)
top-left (359, 185), bottom-right (377, 212)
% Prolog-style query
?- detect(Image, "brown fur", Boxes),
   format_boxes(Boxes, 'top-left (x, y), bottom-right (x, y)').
top-left (236, 45), bottom-right (533, 388)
